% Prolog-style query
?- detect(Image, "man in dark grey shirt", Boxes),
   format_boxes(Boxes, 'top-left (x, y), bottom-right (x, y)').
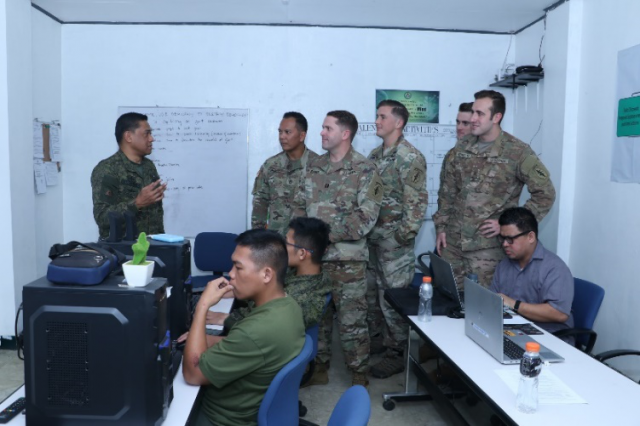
top-left (490, 207), bottom-right (574, 336)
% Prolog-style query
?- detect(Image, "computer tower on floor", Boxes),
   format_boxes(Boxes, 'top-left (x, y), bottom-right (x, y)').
top-left (101, 239), bottom-right (192, 339)
top-left (23, 276), bottom-right (173, 426)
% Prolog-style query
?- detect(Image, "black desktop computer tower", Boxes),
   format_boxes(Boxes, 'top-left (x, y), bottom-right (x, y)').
top-left (23, 276), bottom-right (173, 426)
top-left (101, 240), bottom-right (192, 340)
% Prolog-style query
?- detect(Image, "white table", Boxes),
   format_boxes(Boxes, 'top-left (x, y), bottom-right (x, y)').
top-left (390, 313), bottom-right (640, 425)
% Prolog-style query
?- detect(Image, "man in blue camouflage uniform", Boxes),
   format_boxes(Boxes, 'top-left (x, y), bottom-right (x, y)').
top-left (91, 112), bottom-right (166, 240)
top-left (293, 110), bottom-right (383, 388)
top-left (251, 112), bottom-right (318, 235)
top-left (366, 100), bottom-right (428, 378)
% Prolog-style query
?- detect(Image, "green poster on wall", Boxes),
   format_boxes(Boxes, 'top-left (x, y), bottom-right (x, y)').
top-left (617, 96), bottom-right (640, 137)
top-left (376, 89), bottom-right (439, 123)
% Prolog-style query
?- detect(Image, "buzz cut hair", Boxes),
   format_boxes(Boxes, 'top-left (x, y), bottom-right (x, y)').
top-left (377, 99), bottom-right (410, 129)
top-left (235, 229), bottom-right (288, 287)
top-left (282, 111), bottom-right (308, 133)
top-left (326, 110), bottom-right (358, 142)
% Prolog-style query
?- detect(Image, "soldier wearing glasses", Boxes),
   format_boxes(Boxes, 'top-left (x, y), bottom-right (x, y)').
top-left (491, 207), bottom-right (574, 341)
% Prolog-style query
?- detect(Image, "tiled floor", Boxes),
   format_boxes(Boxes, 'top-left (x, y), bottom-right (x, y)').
top-left (0, 349), bottom-right (23, 404)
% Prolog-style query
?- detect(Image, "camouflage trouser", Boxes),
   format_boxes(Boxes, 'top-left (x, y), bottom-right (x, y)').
top-left (366, 237), bottom-right (414, 352)
top-left (440, 241), bottom-right (504, 289)
top-left (316, 261), bottom-right (369, 374)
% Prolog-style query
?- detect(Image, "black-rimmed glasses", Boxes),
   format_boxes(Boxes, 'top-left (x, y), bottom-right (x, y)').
top-left (286, 241), bottom-right (314, 254)
top-left (497, 231), bottom-right (530, 245)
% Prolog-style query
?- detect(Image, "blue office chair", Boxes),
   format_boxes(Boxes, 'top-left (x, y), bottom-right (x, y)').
top-left (328, 385), bottom-right (371, 426)
top-left (189, 232), bottom-right (238, 289)
top-left (553, 277), bottom-right (605, 354)
top-left (258, 334), bottom-right (313, 426)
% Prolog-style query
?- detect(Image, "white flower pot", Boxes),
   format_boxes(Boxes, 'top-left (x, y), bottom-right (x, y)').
top-left (123, 260), bottom-right (155, 287)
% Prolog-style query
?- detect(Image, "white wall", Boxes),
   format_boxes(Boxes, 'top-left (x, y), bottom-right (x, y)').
top-left (61, 25), bottom-right (512, 256)
top-left (32, 9), bottom-right (62, 277)
top-left (569, 0), bottom-right (640, 373)
top-left (0, 1), bottom-right (17, 336)
top-left (0, 0), bottom-right (38, 336)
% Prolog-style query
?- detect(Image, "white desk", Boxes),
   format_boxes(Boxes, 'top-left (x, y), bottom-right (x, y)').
top-left (403, 314), bottom-right (640, 425)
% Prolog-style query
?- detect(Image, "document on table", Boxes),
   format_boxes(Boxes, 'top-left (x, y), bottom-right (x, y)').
top-left (495, 369), bottom-right (588, 404)
top-left (205, 298), bottom-right (234, 331)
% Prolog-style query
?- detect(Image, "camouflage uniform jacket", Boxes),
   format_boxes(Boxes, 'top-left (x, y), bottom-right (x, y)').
top-left (91, 150), bottom-right (164, 239)
top-left (292, 146), bottom-right (383, 262)
top-left (251, 147), bottom-right (318, 235)
top-left (432, 131), bottom-right (555, 251)
top-left (368, 135), bottom-right (428, 245)
top-left (224, 270), bottom-right (331, 330)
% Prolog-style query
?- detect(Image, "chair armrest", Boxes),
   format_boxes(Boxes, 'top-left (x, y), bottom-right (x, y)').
top-left (416, 252), bottom-right (432, 276)
top-left (552, 328), bottom-right (598, 354)
top-left (595, 349), bottom-right (640, 362)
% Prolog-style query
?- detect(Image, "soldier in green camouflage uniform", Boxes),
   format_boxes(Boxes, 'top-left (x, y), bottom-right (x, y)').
top-left (366, 100), bottom-right (429, 379)
top-left (292, 111), bottom-right (383, 387)
top-left (252, 112), bottom-right (318, 236)
top-left (91, 112), bottom-right (166, 240)
top-left (433, 90), bottom-right (555, 288)
top-left (223, 269), bottom-right (331, 329)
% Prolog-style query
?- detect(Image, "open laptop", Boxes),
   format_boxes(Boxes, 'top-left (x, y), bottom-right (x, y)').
top-left (427, 252), bottom-right (466, 315)
top-left (464, 278), bottom-right (564, 364)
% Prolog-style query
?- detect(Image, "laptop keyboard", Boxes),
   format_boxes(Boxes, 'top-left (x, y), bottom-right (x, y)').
top-left (503, 336), bottom-right (525, 360)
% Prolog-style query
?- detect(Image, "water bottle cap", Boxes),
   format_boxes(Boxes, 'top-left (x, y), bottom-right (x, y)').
top-left (525, 342), bottom-right (540, 352)
top-left (422, 276), bottom-right (432, 283)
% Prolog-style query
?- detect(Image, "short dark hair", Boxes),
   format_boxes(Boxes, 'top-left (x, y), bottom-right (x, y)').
top-left (288, 217), bottom-right (331, 264)
top-left (458, 102), bottom-right (473, 113)
top-left (115, 112), bottom-right (148, 145)
top-left (377, 100), bottom-right (410, 128)
top-left (282, 111), bottom-right (308, 133)
top-left (235, 229), bottom-right (288, 287)
top-left (474, 90), bottom-right (506, 124)
top-left (327, 110), bottom-right (358, 142)
top-left (498, 207), bottom-right (538, 238)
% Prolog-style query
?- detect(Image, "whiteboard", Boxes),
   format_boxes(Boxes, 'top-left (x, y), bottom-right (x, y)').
top-left (118, 106), bottom-right (249, 237)
top-left (353, 123), bottom-right (456, 220)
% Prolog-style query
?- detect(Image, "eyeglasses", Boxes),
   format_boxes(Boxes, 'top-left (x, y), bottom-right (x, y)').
top-left (286, 241), bottom-right (314, 254)
top-left (497, 231), bottom-right (530, 245)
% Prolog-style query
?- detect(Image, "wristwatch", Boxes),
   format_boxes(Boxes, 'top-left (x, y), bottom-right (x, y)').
top-left (514, 300), bottom-right (521, 312)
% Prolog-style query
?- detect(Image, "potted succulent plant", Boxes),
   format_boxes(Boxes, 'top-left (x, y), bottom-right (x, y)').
top-left (122, 232), bottom-right (155, 287)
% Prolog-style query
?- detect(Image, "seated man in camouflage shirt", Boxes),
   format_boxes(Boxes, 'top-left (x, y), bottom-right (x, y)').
top-left (208, 217), bottom-right (331, 330)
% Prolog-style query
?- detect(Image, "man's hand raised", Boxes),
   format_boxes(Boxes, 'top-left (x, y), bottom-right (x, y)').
top-left (135, 179), bottom-right (167, 208)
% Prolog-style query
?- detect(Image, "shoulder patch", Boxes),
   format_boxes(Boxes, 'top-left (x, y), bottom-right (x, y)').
top-left (367, 174), bottom-right (384, 203)
top-left (406, 165), bottom-right (425, 190)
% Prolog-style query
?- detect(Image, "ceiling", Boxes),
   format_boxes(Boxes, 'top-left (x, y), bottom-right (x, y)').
top-left (31, 0), bottom-right (566, 34)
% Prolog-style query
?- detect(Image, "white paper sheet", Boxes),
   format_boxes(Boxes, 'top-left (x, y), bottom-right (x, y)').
top-left (49, 124), bottom-right (62, 161)
top-left (34, 160), bottom-right (47, 194)
top-left (33, 122), bottom-right (44, 159)
top-left (45, 162), bottom-right (58, 186)
top-left (495, 368), bottom-right (588, 404)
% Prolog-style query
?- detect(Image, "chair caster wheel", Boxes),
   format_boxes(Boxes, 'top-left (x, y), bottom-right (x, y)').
top-left (382, 399), bottom-right (395, 411)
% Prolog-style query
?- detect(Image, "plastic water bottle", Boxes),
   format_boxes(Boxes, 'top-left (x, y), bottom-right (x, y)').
top-left (516, 342), bottom-right (542, 413)
top-left (418, 276), bottom-right (433, 322)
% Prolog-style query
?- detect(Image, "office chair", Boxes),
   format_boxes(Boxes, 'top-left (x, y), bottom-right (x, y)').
top-left (553, 277), bottom-right (605, 354)
top-left (257, 334), bottom-right (313, 426)
top-left (189, 232), bottom-right (238, 289)
top-left (594, 350), bottom-right (640, 383)
top-left (327, 385), bottom-right (371, 426)
top-left (299, 293), bottom-right (332, 421)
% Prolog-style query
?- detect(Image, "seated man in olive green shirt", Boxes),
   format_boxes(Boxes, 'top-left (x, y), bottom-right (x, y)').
top-left (209, 217), bottom-right (332, 330)
top-left (182, 229), bottom-right (305, 426)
